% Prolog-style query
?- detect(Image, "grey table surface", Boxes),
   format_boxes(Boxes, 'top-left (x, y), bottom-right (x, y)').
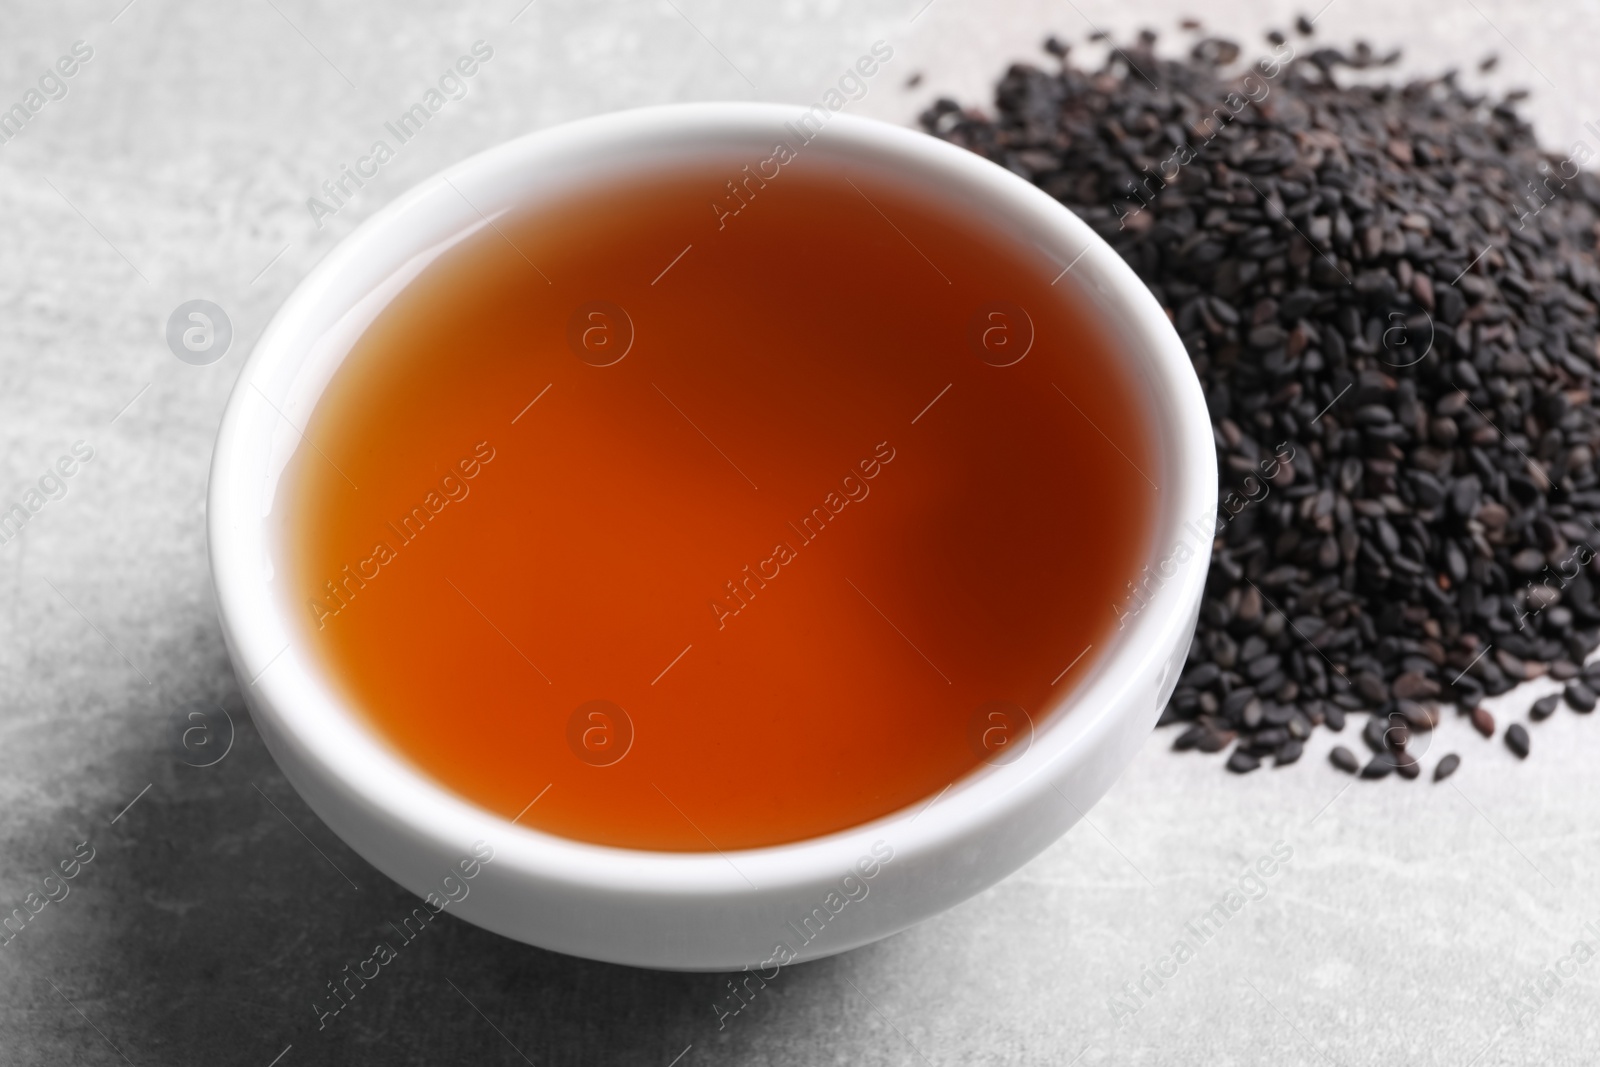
top-left (2, 1), bottom-right (1598, 1064)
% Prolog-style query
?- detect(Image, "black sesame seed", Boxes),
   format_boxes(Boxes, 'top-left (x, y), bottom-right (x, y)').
top-left (1470, 706), bottom-right (1496, 738)
top-left (1362, 714), bottom-right (1390, 753)
top-left (1228, 748), bottom-right (1262, 773)
top-left (1360, 754), bottom-right (1395, 779)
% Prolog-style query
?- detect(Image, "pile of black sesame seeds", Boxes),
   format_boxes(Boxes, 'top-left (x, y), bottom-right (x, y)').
top-left (922, 18), bottom-right (1600, 780)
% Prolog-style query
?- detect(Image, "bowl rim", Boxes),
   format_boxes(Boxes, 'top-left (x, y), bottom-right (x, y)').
top-left (208, 100), bottom-right (1216, 903)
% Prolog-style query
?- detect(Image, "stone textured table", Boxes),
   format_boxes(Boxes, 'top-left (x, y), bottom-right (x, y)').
top-left (1, 1), bottom-right (1596, 1064)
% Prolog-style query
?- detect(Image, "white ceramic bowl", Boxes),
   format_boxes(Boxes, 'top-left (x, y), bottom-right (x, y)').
top-left (208, 103), bottom-right (1215, 972)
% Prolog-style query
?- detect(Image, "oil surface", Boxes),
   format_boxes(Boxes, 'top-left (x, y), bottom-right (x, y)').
top-left (284, 152), bottom-right (1157, 850)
